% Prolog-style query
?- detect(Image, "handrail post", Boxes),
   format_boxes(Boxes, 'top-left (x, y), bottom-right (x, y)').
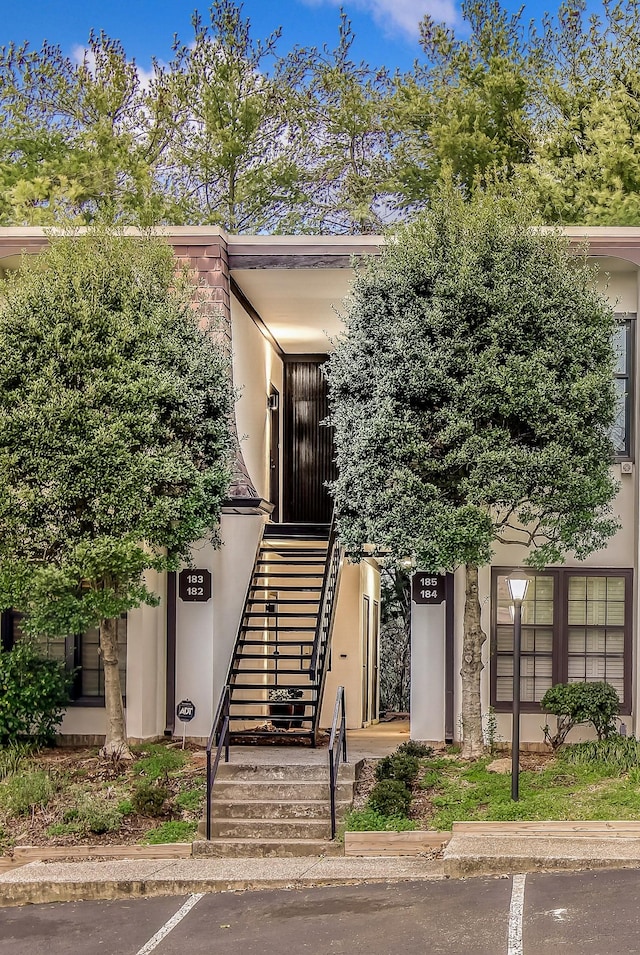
top-left (328, 685), bottom-right (346, 841)
top-left (206, 748), bottom-right (212, 841)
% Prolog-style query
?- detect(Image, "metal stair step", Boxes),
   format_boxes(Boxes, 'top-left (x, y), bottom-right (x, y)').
top-left (246, 598), bottom-right (321, 605)
top-left (248, 586), bottom-right (322, 592)
top-left (230, 667), bottom-right (314, 675)
top-left (251, 572), bottom-right (324, 578)
top-left (242, 612), bottom-right (318, 618)
top-left (240, 625), bottom-right (316, 632)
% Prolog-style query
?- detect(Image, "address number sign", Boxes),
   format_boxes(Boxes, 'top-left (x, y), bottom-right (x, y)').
top-left (412, 572), bottom-right (446, 605)
top-left (178, 568), bottom-right (212, 602)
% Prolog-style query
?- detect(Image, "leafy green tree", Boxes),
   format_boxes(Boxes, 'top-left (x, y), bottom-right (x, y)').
top-left (390, 0), bottom-right (534, 210)
top-left (379, 567), bottom-right (411, 713)
top-left (0, 229), bottom-right (233, 756)
top-left (0, 33), bottom-right (172, 225)
top-left (163, 0), bottom-right (308, 232)
top-left (326, 185), bottom-right (619, 756)
top-left (299, 13), bottom-right (397, 234)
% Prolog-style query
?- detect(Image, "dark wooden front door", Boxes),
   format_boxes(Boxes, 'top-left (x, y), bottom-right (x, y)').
top-left (283, 359), bottom-right (336, 523)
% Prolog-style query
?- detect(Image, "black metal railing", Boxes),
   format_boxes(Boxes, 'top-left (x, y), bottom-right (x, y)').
top-left (328, 685), bottom-right (347, 840)
top-left (309, 514), bottom-right (340, 685)
top-left (205, 684), bottom-right (231, 840)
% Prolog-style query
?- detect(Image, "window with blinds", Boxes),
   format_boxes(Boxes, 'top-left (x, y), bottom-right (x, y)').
top-left (2, 610), bottom-right (127, 704)
top-left (491, 569), bottom-right (632, 714)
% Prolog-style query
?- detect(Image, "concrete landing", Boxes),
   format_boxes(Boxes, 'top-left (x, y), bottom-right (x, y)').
top-left (443, 832), bottom-right (640, 878)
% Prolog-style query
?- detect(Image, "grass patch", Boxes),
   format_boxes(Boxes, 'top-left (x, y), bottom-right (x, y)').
top-left (133, 745), bottom-right (187, 780)
top-left (421, 751), bottom-right (640, 830)
top-left (0, 770), bottom-right (54, 815)
top-left (141, 820), bottom-right (197, 844)
top-left (341, 807), bottom-right (417, 834)
top-left (175, 787), bottom-right (205, 812)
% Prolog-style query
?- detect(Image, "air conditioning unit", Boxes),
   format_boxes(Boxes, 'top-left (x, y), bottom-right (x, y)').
top-left (621, 461), bottom-right (634, 475)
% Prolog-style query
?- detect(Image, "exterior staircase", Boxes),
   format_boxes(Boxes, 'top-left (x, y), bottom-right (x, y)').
top-left (227, 521), bottom-right (340, 744)
top-left (196, 761), bottom-right (358, 857)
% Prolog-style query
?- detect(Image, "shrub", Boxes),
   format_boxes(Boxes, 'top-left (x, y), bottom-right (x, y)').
top-left (561, 736), bottom-right (640, 774)
top-left (0, 770), bottom-right (53, 814)
top-left (132, 780), bottom-right (169, 817)
top-left (396, 741), bottom-right (434, 759)
top-left (0, 641), bottom-right (72, 745)
top-left (342, 807), bottom-right (417, 833)
top-left (142, 820), bottom-right (197, 844)
top-left (542, 682), bottom-right (620, 749)
top-left (375, 754), bottom-right (420, 785)
top-left (368, 779), bottom-right (412, 817)
top-left (79, 799), bottom-right (123, 834)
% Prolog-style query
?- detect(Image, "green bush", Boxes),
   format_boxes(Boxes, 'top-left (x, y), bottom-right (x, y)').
top-left (542, 682), bottom-right (620, 748)
top-left (342, 807), bottom-right (418, 832)
top-left (133, 746), bottom-right (186, 780)
top-left (0, 770), bottom-right (53, 814)
top-left (375, 753), bottom-right (420, 785)
top-left (132, 780), bottom-right (169, 817)
top-left (396, 741), bottom-right (434, 759)
top-left (141, 820), bottom-right (197, 844)
top-left (368, 779), bottom-right (412, 817)
top-left (0, 641), bottom-right (72, 745)
top-left (79, 799), bottom-right (123, 834)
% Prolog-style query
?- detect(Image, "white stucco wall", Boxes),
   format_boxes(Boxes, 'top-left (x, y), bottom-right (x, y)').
top-left (320, 558), bottom-right (380, 730)
top-left (231, 294), bottom-right (283, 502)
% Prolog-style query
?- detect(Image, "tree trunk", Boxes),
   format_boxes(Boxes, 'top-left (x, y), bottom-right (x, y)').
top-left (99, 616), bottom-right (132, 759)
top-left (460, 563), bottom-right (487, 758)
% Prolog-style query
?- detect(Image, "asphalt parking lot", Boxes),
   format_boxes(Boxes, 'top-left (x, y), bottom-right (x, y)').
top-left (3, 869), bottom-right (640, 954)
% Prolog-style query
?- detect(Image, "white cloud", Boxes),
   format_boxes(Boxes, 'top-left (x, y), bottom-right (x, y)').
top-left (301, 0), bottom-right (457, 38)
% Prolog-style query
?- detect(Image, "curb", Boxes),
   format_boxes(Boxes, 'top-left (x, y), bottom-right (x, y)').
top-left (0, 869), bottom-right (447, 908)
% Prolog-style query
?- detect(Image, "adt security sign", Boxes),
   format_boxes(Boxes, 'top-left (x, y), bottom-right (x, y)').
top-left (176, 699), bottom-right (196, 722)
top-left (412, 572), bottom-right (446, 605)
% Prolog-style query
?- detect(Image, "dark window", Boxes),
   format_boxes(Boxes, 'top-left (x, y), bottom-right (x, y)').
top-left (613, 315), bottom-right (634, 459)
top-left (491, 568), bottom-right (632, 715)
top-left (0, 610), bottom-right (127, 705)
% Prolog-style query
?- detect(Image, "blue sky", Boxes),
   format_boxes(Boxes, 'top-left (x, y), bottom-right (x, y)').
top-left (2, 0), bottom-right (594, 74)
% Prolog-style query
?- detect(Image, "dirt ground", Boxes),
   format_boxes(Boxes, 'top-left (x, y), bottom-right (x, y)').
top-left (0, 742), bottom-right (207, 855)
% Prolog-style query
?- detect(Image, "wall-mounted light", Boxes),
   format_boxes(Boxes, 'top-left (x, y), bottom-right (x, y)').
top-left (267, 393), bottom-right (279, 411)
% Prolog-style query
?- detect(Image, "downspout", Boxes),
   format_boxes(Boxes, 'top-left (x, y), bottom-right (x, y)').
top-left (164, 571), bottom-right (177, 737)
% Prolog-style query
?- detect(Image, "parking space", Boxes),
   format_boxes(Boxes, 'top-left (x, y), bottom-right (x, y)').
top-left (0, 895), bottom-right (189, 955)
top-left (525, 869), bottom-right (640, 954)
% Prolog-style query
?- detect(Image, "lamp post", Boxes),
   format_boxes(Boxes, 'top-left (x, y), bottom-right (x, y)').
top-left (507, 573), bottom-right (529, 801)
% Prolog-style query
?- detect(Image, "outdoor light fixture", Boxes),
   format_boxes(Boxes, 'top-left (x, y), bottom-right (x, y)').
top-left (507, 571), bottom-right (529, 801)
top-left (267, 393), bottom-right (279, 411)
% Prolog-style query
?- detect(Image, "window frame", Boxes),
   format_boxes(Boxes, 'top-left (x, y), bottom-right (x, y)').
top-left (490, 567), bottom-right (633, 715)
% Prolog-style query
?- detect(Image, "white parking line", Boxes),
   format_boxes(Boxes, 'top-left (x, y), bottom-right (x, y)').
top-left (135, 893), bottom-right (205, 954)
top-left (508, 874), bottom-right (526, 955)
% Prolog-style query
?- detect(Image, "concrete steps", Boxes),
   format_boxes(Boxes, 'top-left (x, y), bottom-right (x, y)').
top-left (199, 761), bottom-right (359, 857)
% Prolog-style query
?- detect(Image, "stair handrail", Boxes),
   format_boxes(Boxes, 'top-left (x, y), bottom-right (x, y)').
top-left (328, 685), bottom-right (347, 840)
top-left (309, 512), bottom-right (340, 683)
top-left (205, 683), bottom-right (231, 840)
